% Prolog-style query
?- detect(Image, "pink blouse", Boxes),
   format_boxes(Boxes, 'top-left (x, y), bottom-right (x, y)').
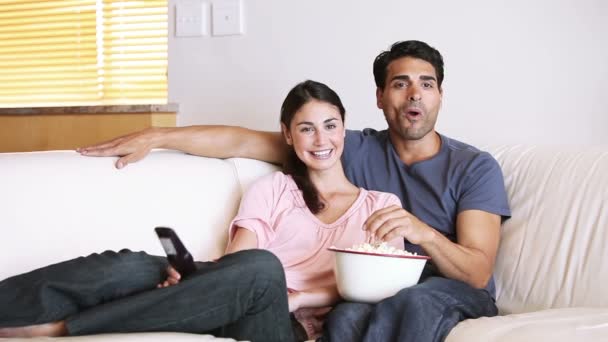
top-left (228, 171), bottom-right (404, 292)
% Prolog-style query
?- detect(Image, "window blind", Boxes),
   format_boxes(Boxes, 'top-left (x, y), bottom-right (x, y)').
top-left (0, 0), bottom-right (168, 108)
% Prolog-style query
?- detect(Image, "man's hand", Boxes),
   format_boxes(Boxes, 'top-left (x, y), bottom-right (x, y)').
top-left (157, 265), bottom-right (181, 288)
top-left (77, 128), bottom-right (162, 169)
top-left (364, 205), bottom-right (435, 245)
top-left (365, 205), bottom-right (501, 289)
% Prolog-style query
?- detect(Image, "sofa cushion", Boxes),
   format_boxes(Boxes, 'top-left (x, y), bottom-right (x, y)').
top-left (0, 332), bottom-right (239, 341)
top-left (446, 307), bottom-right (608, 342)
top-left (486, 145), bottom-right (608, 314)
top-left (226, 158), bottom-right (281, 194)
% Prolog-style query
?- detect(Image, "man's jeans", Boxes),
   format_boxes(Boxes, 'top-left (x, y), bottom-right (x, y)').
top-left (323, 273), bottom-right (498, 342)
top-left (0, 249), bottom-right (294, 342)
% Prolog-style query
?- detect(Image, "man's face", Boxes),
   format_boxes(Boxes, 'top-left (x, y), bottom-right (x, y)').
top-left (376, 57), bottom-right (443, 141)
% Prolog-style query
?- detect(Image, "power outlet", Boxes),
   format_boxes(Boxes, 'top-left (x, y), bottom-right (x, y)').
top-left (212, 0), bottom-right (243, 36)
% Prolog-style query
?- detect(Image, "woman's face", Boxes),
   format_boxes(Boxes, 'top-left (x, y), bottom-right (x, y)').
top-left (282, 99), bottom-right (345, 172)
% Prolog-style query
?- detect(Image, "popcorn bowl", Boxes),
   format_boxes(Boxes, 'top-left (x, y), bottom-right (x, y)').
top-left (329, 246), bottom-right (431, 303)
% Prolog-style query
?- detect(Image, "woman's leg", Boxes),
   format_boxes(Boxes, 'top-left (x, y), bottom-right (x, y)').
top-left (0, 249), bottom-right (165, 328)
top-left (66, 249), bottom-right (294, 342)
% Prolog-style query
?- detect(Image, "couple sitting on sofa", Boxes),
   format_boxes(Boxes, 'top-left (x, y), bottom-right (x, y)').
top-left (0, 40), bottom-right (510, 342)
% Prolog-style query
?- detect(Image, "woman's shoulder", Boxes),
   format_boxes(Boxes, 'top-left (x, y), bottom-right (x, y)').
top-left (363, 189), bottom-right (402, 207)
top-left (247, 171), bottom-right (297, 193)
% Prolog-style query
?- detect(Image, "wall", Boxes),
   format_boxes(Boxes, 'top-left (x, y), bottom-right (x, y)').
top-left (168, 0), bottom-right (608, 146)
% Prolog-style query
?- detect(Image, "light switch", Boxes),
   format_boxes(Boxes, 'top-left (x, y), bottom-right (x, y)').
top-left (212, 0), bottom-right (243, 36)
top-left (176, 1), bottom-right (207, 37)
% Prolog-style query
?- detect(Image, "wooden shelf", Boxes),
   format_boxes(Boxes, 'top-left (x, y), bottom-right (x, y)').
top-left (0, 105), bottom-right (177, 152)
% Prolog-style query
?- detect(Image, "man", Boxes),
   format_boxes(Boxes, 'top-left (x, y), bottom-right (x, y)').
top-left (79, 40), bottom-right (511, 341)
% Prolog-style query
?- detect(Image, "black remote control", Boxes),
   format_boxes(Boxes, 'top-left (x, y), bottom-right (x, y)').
top-left (155, 227), bottom-right (197, 278)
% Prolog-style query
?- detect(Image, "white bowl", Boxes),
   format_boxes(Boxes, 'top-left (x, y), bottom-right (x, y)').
top-left (329, 247), bottom-right (430, 303)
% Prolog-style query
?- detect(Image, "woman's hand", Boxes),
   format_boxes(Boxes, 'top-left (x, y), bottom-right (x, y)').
top-left (157, 265), bottom-right (182, 288)
top-left (288, 288), bottom-right (302, 312)
top-left (287, 286), bottom-right (340, 312)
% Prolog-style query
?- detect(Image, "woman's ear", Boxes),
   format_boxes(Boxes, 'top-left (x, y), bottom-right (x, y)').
top-left (281, 123), bottom-right (293, 145)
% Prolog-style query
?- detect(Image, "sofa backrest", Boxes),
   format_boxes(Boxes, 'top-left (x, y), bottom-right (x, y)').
top-left (0, 150), bottom-right (246, 280)
top-left (486, 145), bottom-right (608, 314)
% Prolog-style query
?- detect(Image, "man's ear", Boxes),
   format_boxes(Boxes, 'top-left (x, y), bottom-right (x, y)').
top-left (376, 88), bottom-right (384, 109)
top-left (281, 123), bottom-right (293, 145)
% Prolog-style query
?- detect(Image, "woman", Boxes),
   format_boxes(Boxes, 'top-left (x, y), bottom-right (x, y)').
top-left (0, 80), bottom-right (402, 341)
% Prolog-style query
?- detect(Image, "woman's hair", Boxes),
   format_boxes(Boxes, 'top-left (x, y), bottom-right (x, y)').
top-left (280, 80), bottom-right (346, 214)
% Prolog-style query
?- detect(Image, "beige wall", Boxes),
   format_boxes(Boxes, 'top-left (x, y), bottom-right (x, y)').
top-left (168, 0), bottom-right (608, 146)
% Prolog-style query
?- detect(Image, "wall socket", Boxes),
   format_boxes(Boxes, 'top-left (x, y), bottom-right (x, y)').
top-left (212, 0), bottom-right (243, 36)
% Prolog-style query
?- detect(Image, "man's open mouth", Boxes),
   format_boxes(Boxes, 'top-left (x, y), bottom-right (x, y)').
top-left (404, 107), bottom-right (423, 121)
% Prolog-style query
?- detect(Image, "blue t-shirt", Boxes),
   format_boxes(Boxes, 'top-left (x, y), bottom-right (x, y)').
top-left (342, 128), bottom-right (511, 297)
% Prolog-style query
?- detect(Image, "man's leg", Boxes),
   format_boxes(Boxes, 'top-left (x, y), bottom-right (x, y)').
top-left (322, 301), bottom-right (375, 341)
top-left (363, 276), bottom-right (498, 342)
top-left (66, 249), bottom-right (294, 342)
top-left (0, 249), bottom-right (166, 327)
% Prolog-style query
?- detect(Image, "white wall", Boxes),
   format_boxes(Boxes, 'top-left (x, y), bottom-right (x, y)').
top-left (168, 0), bottom-right (608, 146)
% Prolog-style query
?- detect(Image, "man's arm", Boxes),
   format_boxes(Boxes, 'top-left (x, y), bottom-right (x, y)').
top-left (365, 207), bottom-right (500, 289)
top-left (77, 125), bottom-right (287, 168)
top-left (420, 210), bottom-right (500, 288)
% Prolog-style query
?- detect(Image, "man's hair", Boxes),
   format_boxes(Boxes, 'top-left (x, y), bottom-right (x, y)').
top-left (373, 40), bottom-right (444, 89)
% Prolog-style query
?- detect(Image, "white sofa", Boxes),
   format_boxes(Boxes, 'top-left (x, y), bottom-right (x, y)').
top-left (1, 145), bottom-right (607, 341)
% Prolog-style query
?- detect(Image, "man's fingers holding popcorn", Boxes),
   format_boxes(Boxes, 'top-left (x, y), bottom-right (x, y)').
top-left (365, 205), bottom-right (433, 245)
top-left (364, 205), bottom-right (410, 237)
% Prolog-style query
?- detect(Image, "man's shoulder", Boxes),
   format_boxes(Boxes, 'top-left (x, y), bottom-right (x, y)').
top-left (440, 134), bottom-right (495, 164)
top-left (346, 128), bottom-right (388, 140)
top-left (344, 128), bottom-right (389, 152)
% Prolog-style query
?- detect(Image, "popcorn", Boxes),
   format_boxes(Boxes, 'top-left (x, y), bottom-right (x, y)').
top-left (342, 242), bottom-right (417, 256)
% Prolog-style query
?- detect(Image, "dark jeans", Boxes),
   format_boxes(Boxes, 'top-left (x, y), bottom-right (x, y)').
top-left (322, 268), bottom-right (498, 342)
top-left (0, 249), bottom-right (294, 342)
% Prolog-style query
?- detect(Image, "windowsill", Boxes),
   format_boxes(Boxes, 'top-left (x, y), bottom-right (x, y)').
top-left (0, 103), bottom-right (179, 115)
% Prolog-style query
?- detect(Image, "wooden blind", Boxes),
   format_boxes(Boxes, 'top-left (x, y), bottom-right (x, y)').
top-left (0, 0), bottom-right (167, 107)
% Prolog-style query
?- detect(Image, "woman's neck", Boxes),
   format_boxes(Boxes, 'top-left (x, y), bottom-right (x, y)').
top-left (308, 164), bottom-right (358, 197)
top-left (307, 163), bottom-right (360, 224)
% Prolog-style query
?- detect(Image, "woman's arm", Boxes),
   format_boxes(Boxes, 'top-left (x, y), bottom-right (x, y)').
top-left (159, 227), bottom-right (258, 288)
top-left (289, 286), bottom-right (341, 312)
top-left (225, 227), bottom-right (258, 255)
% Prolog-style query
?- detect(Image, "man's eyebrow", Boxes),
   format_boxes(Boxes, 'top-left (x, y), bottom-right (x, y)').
top-left (390, 75), bottom-right (437, 82)
top-left (390, 75), bottom-right (411, 82)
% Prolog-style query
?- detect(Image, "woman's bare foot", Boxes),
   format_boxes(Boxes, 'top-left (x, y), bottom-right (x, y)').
top-left (0, 321), bottom-right (67, 337)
